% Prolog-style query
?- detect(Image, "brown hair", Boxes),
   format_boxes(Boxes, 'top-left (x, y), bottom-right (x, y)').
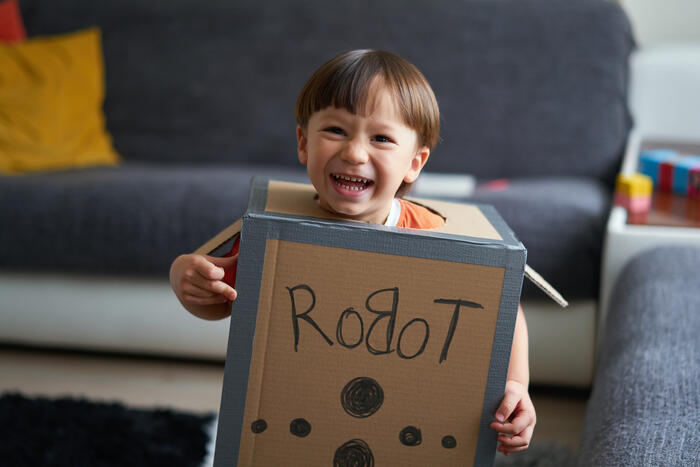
top-left (295, 49), bottom-right (440, 151)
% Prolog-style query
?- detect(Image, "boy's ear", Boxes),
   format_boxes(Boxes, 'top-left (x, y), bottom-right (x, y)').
top-left (404, 146), bottom-right (431, 183)
top-left (296, 125), bottom-right (308, 165)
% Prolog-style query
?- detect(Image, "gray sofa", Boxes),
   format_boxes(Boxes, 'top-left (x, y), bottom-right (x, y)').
top-left (0, 0), bottom-right (632, 385)
top-left (579, 246), bottom-right (700, 466)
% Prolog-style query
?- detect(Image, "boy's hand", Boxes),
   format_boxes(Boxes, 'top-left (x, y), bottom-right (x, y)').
top-left (170, 253), bottom-right (238, 305)
top-left (490, 379), bottom-right (536, 456)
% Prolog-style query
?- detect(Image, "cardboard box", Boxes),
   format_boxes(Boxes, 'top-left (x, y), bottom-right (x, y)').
top-left (207, 178), bottom-right (554, 467)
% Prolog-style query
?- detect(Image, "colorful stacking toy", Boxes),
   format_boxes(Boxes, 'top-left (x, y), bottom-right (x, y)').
top-left (658, 156), bottom-right (685, 192)
top-left (639, 149), bottom-right (677, 186)
top-left (638, 148), bottom-right (700, 197)
top-left (690, 167), bottom-right (700, 199)
top-left (614, 173), bottom-right (653, 214)
top-left (673, 156), bottom-right (700, 195)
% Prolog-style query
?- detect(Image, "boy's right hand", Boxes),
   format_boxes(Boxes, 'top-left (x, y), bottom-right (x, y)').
top-left (170, 253), bottom-right (238, 305)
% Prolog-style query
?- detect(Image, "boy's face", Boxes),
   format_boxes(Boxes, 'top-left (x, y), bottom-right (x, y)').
top-left (297, 85), bottom-right (430, 224)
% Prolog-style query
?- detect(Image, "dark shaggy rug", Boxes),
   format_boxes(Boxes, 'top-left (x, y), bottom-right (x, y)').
top-left (0, 393), bottom-right (214, 467)
top-left (1, 392), bottom-right (576, 466)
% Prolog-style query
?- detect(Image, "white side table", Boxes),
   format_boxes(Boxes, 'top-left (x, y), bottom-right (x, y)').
top-left (598, 131), bottom-right (700, 351)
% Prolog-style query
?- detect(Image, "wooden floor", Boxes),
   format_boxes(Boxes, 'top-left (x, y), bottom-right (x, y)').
top-left (0, 345), bottom-right (589, 452)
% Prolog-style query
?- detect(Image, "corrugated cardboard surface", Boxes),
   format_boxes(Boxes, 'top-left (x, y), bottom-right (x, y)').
top-left (264, 180), bottom-right (504, 241)
top-left (237, 239), bottom-right (504, 466)
top-left (214, 178), bottom-right (526, 467)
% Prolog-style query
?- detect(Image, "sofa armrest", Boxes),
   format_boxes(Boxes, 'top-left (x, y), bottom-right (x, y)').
top-left (580, 246), bottom-right (700, 465)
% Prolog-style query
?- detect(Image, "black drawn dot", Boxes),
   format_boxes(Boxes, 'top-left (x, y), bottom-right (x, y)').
top-left (251, 419), bottom-right (267, 434)
top-left (442, 435), bottom-right (457, 449)
top-left (399, 426), bottom-right (422, 446)
top-left (340, 376), bottom-right (384, 418)
top-left (290, 418), bottom-right (311, 437)
top-left (334, 439), bottom-right (374, 467)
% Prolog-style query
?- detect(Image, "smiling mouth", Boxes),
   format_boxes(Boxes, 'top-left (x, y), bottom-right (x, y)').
top-left (331, 173), bottom-right (374, 191)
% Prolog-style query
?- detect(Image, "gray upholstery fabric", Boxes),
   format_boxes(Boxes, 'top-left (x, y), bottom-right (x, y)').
top-left (0, 164), bottom-right (306, 275)
top-left (466, 178), bottom-right (610, 299)
top-left (578, 247), bottom-right (700, 466)
top-left (0, 170), bottom-right (607, 299)
top-left (19, 0), bottom-right (633, 181)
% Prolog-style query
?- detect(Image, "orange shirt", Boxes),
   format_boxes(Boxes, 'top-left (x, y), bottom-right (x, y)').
top-left (395, 198), bottom-right (445, 229)
top-left (223, 199), bottom-right (444, 287)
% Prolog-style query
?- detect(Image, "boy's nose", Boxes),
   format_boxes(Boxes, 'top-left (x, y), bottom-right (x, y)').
top-left (340, 140), bottom-right (369, 164)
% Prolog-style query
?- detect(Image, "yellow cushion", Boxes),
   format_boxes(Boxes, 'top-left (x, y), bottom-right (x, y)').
top-left (0, 27), bottom-right (120, 174)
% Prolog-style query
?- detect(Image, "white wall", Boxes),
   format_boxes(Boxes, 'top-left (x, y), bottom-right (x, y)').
top-left (619, 0), bottom-right (700, 46)
top-left (617, 1), bottom-right (700, 140)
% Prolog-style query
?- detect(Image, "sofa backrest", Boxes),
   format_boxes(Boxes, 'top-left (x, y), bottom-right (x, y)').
top-left (20, 0), bottom-right (634, 182)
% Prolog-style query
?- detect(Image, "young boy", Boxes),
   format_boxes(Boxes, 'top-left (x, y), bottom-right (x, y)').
top-left (170, 49), bottom-right (535, 456)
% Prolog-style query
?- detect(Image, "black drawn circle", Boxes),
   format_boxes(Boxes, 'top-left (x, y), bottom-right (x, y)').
top-left (290, 418), bottom-right (311, 437)
top-left (340, 376), bottom-right (384, 418)
top-left (399, 426), bottom-right (422, 446)
top-left (442, 435), bottom-right (457, 449)
top-left (333, 439), bottom-right (375, 467)
top-left (251, 419), bottom-right (267, 434)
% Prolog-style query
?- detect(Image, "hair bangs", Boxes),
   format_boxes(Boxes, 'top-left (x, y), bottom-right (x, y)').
top-left (296, 49), bottom-right (440, 150)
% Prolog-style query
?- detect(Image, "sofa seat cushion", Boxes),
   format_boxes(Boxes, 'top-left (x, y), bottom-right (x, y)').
top-left (464, 177), bottom-right (611, 300)
top-left (1, 169), bottom-right (607, 300)
top-left (0, 163), bottom-right (307, 276)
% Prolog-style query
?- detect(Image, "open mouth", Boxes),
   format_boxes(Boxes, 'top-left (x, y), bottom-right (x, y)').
top-left (331, 173), bottom-right (374, 191)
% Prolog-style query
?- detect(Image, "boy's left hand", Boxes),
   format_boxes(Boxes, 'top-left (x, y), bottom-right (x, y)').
top-left (490, 379), bottom-right (536, 456)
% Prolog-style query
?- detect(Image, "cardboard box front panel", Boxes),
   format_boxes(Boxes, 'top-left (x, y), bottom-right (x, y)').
top-left (214, 214), bottom-right (524, 467)
top-left (243, 238), bottom-right (504, 466)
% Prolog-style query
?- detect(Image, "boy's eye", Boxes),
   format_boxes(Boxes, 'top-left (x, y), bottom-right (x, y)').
top-left (374, 135), bottom-right (393, 144)
top-left (324, 127), bottom-right (345, 135)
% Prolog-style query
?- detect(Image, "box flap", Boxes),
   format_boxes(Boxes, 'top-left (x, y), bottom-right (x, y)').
top-left (194, 218), bottom-right (242, 255)
top-left (524, 265), bottom-right (568, 308)
top-left (263, 180), bottom-right (504, 241)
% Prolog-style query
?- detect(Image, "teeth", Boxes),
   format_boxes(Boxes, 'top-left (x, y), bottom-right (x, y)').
top-left (333, 174), bottom-right (370, 184)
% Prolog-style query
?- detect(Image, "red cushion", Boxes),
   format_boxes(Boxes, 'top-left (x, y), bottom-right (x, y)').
top-left (0, 0), bottom-right (26, 43)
